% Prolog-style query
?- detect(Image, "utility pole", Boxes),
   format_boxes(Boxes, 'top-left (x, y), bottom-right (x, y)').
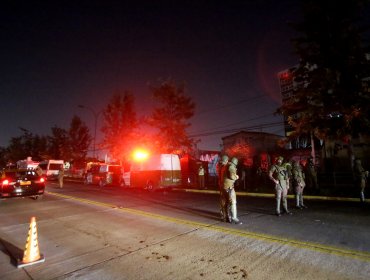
top-left (78, 105), bottom-right (102, 159)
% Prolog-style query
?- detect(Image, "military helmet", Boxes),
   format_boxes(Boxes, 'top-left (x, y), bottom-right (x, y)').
top-left (231, 157), bottom-right (238, 165)
top-left (276, 156), bottom-right (284, 163)
top-left (221, 155), bottom-right (229, 164)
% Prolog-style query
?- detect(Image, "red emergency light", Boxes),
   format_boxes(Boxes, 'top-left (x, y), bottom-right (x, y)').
top-left (2, 179), bottom-right (9, 186)
top-left (133, 149), bottom-right (149, 162)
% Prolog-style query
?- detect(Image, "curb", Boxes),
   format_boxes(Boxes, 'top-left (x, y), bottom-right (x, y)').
top-left (171, 188), bottom-right (367, 203)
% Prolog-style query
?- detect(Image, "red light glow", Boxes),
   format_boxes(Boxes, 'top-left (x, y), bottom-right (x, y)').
top-left (133, 149), bottom-right (149, 161)
top-left (2, 179), bottom-right (9, 185)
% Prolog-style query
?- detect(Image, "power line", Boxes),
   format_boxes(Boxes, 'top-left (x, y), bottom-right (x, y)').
top-left (189, 121), bottom-right (283, 138)
top-left (197, 112), bottom-right (278, 133)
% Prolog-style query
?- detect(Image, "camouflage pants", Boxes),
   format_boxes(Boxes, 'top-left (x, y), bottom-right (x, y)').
top-left (295, 184), bottom-right (305, 206)
top-left (275, 184), bottom-right (288, 214)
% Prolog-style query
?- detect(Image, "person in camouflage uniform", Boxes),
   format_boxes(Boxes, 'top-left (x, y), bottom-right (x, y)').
top-left (305, 157), bottom-right (319, 194)
top-left (216, 155), bottom-right (229, 222)
top-left (292, 160), bottom-right (307, 209)
top-left (223, 157), bottom-right (242, 224)
top-left (35, 165), bottom-right (43, 177)
top-left (58, 164), bottom-right (64, 188)
top-left (353, 159), bottom-right (368, 203)
top-left (269, 156), bottom-right (292, 216)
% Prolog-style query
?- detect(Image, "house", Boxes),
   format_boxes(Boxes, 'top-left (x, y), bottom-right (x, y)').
top-left (222, 131), bottom-right (283, 167)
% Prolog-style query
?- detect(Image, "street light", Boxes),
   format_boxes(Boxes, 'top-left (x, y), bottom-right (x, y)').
top-left (78, 105), bottom-right (102, 159)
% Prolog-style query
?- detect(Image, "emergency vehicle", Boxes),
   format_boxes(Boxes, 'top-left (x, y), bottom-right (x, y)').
top-left (128, 153), bottom-right (182, 190)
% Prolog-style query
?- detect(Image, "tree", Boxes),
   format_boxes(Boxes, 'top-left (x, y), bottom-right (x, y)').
top-left (101, 91), bottom-right (138, 162)
top-left (6, 128), bottom-right (48, 162)
top-left (147, 81), bottom-right (196, 154)
top-left (0, 146), bottom-right (7, 167)
top-left (68, 115), bottom-right (92, 161)
top-left (48, 126), bottom-right (69, 159)
top-left (279, 0), bottom-right (370, 145)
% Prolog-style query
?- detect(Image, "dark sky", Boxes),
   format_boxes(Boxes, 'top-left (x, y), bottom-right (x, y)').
top-left (1, 0), bottom-right (302, 153)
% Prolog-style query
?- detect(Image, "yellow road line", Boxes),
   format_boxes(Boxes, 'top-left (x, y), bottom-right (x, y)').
top-left (172, 188), bottom-right (367, 202)
top-left (47, 191), bottom-right (370, 262)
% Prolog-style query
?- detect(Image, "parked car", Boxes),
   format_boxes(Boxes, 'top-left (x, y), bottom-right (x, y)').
top-left (84, 163), bottom-right (122, 187)
top-left (0, 168), bottom-right (46, 200)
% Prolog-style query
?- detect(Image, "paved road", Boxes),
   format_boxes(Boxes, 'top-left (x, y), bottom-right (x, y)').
top-left (0, 181), bottom-right (369, 279)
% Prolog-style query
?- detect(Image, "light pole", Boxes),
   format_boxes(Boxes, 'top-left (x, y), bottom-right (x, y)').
top-left (78, 105), bottom-right (102, 159)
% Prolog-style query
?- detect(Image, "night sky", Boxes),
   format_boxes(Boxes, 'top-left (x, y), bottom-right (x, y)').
top-left (1, 0), bottom-right (302, 153)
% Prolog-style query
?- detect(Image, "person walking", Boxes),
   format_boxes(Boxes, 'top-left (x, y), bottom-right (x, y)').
top-left (58, 164), bottom-right (64, 188)
top-left (292, 160), bottom-right (307, 209)
top-left (223, 157), bottom-right (242, 224)
top-left (353, 158), bottom-right (368, 203)
top-left (269, 156), bottom-right (292, 216)
top-left (216, 155), bottom-right (229, 222)
top-left (198, 165), bottom-right (205, 189)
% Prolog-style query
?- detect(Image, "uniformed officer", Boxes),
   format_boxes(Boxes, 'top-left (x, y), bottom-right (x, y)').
top-left (198, 165), bottom-right (205, 189)
top-left (216, 155), bottom-right (229, 222)
top-left (35, 165), bottom-right (43, 177)
top-left (223, 157), bottom-right (242, 224)
top-left (353, 159), bottom-right (368, 203)
top-left (269, 156), bottom-right (292, 216)
top-left (305, 157), bottom-right (319, 194)
top-left (292, 160), bottom-right (307, 209)
top-left (58, 164), bottom-right (64, 188)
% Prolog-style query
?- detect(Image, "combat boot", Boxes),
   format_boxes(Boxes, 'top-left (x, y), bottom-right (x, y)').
top-left (360, 191), bottom-right (365, 203)
top-left (295, 196), bottom-right (302, 209)
top-left (230, 205), bottom-right (242, 224)
top-left (283, 199), bottom-right (292, 215)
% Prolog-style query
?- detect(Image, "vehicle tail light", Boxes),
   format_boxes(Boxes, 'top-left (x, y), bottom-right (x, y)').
top-left (2, 179), bottom-right (9, 186)
top-left (36, 178), bottom-right (45, 184)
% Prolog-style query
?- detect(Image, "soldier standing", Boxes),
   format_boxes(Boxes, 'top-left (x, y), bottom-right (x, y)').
top-left (353, 159), bottom-right (368, 203)
top-left (216, 155), bottom-right (229, 222)
top-left (198, 165), bottom-right (205, 189)
top-left (292, 160), bottom-right (307, 209)
top-left (305, 157), bottom-right (319, 194)
top-left (58, 164), bottom-right (64, 188)
top-left (35, 165), bottom-right (43, 177)
top-left (269, 156), bottom-right (292, 216)
top-left (223, 157), bottom-right (242, 224)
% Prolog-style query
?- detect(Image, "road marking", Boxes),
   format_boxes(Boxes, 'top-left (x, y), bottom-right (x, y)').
top-left (172, 188), bottom-right (367, 202)
top-left (47, 191), bottom-right (370, 262)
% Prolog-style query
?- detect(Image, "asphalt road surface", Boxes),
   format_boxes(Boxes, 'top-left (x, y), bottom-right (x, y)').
top-left (1, 181), bottom-right (369, 280)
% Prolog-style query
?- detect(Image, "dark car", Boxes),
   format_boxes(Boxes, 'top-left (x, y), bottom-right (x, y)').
top-left (84, 163), bottom-right (122, 187)
top-left (0, 169), bottom-right (46, 199)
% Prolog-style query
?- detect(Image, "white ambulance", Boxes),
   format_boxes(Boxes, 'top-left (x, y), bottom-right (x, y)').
top-left (127, 154), bottom-right (182, 190)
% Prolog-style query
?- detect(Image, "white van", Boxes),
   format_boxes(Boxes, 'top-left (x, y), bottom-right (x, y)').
top-left (128, 154), bottom-right (181, 189)
top-left (38, 159), bottom-right (64, 180)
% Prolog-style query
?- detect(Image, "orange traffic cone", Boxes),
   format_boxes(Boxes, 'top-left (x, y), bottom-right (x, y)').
top-left (17, 216), bottom-right (45, 268)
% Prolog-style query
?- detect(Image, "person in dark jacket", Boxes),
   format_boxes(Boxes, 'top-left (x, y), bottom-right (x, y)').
top-left (353, 159), bottom-right (368, 203)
